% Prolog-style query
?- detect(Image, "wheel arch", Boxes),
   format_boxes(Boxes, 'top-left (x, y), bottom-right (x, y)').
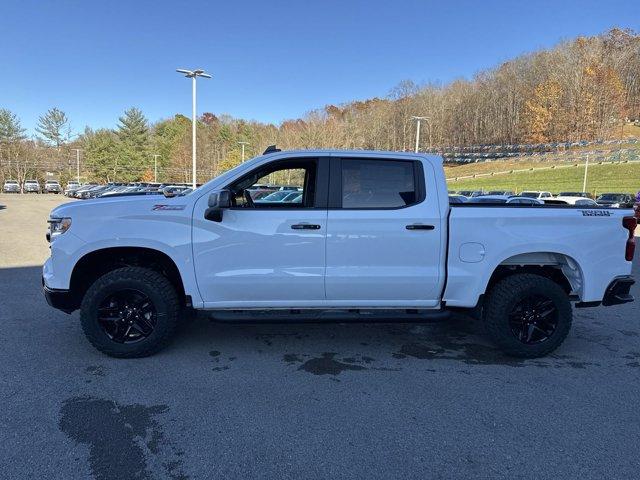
top-left (69, 246), bottom-right (188, 311)
top-left (485, 251), bottom-right (584, 300)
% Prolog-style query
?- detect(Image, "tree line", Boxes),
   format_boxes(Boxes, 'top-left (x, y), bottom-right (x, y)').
top-left (1, 28), bottom-right (639, 185)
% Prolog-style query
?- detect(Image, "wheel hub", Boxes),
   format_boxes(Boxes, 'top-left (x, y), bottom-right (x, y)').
top-left (97, 289), bottom-right (157, 344)
top-left (508, 294), bottom-right (559, 345)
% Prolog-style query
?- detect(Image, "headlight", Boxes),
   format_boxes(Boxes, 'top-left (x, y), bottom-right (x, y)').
top-left (47, 217), bottom-right (72, 241)
top-left (611, 203), bottom-right (620, 208)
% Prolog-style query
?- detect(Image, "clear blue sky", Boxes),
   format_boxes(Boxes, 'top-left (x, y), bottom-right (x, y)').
top-left (1, 0), bottom-right (638, 135)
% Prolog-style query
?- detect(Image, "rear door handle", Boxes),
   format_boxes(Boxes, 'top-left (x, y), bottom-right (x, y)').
top-left (406, 224), bottom-right (435, 230)
top-left (291, 223), bottom-right (321, 230)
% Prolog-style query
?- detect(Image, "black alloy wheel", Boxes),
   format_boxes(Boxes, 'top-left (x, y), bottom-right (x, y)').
top-left (508, 294), bottom-right (559, 345)
top-left (97, 289), bottom-right (157, 343)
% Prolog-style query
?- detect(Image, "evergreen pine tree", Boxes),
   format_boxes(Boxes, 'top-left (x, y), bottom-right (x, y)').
top-left (36, 107), bottom-right (71, 147)
top-left (116, 107), bottom-right (150, 181)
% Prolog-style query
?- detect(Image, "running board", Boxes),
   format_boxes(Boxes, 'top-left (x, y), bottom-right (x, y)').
top-left (205, 308), bottom-right (450, 323)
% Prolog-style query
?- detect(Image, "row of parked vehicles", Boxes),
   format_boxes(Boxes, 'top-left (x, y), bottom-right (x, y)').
top-left (3, 179), bottom-right (63, 194)
top-left (62, 182), bottom-right (304, 200)
top-left (449, 190), bottom-right (638, 208)
top-left (62, 182), bottom-right (196, 199)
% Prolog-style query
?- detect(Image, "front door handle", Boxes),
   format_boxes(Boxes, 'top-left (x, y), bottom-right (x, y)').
top-left (406, 224), bottom-right (435, 230)
top-left (291, 223), bottom-right (321, 230)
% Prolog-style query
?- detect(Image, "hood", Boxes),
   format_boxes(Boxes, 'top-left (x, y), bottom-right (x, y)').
top-left (50, 194), bottom-right (192, 219)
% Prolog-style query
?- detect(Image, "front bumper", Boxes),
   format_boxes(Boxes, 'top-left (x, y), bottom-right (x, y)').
top-left (42, 277), bottom-right (77, 314)
top-left (602, 276), bottom-right (635, 307)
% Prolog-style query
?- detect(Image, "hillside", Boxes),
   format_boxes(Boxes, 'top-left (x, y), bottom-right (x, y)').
top-left (446, 160), bottom-right (640, 195)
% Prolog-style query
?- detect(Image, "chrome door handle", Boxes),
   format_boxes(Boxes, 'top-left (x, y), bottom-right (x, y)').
top-left (291, 224), bottom-right (321, 230)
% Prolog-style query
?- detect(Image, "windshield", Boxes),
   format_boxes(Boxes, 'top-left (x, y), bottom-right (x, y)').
top-left (519, 192), bottom-right (539, 198)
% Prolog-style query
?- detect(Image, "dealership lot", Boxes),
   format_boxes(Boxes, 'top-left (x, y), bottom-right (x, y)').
top-left (1, 193), bottom-right (639, 479)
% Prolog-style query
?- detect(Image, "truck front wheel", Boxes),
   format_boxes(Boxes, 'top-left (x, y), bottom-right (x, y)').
top-left (483, 273), bottom-right (572, 358)
top-left (80, 267), bottom-right (180, 358)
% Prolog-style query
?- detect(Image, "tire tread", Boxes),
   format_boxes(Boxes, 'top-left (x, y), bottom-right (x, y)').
top-left (484, 273), bottom-right (572, 358)
top-left (80, 266), bottom-right (180, 358)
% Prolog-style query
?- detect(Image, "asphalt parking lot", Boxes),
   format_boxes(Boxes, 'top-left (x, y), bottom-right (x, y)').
top-left (1, 193), bottom-right (639, 479)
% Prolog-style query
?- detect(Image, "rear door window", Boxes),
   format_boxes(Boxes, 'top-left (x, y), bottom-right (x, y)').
top-left (339, 159), bottom-right (421, 209)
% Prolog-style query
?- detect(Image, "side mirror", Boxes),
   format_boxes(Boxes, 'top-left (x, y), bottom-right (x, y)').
top-left (204, 189), bottom-right (231, 222)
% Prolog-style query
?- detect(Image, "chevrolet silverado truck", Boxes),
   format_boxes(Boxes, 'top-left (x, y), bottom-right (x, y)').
top-left (43, 149), bottom-right (637, 358)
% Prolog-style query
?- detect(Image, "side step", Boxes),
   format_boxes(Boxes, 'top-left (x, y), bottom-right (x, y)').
top-left (205, 308), bottom-right (450, 323)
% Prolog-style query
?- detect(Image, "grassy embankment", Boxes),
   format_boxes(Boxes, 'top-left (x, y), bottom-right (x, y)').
top-left (445, 126), bottom-right (640, 195)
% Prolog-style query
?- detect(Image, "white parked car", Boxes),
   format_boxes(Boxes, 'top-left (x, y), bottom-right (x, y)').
top-left (23, 179), bottom-right (41, 193)
top-left (544, 196), bottom-right (599, 207)
top-left (44, 180), bottom-right (62, 194)
top-left (519, 191), bottom-right (553, 199)
top-left (43, 149), bottom-right (636, 359)
top-left (3, 180), bottom-right (20, 193)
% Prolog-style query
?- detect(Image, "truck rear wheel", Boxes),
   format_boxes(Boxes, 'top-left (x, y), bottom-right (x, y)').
top-left (483, 273), bottom-right (572, 358)
top-left (80, 267), bottom-right (180, 358)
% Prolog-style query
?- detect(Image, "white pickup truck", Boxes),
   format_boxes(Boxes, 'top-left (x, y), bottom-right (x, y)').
top-left (43, 149), bottom-right (637, 358)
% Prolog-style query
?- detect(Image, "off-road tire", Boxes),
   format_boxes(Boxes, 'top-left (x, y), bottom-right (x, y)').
top-left (80, 267), bottom-right (180, 358)
top-left (483, 273), bottom-right (572, 358)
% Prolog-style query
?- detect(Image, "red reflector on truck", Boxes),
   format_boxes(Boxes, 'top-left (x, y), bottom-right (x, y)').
top-left (623, 216), bottom-right (637, 261)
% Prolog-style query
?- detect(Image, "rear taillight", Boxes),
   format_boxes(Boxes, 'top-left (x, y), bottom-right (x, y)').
top-left (623, 216), bottom-right (637, 261)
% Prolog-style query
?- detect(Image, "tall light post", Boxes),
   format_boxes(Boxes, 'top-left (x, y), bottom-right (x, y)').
top-left (582, 153), bottom-right (590, 193)
top-left (71, 148), bottom-right (82, 183)
top-left (238, 141), bottom-right (250, 162)
top-left (176, 68), bottom-right (212, 188)
top-left (152, 154), bottom-right (161, 182)
top-left (411, 116), bottom-right (431, 153)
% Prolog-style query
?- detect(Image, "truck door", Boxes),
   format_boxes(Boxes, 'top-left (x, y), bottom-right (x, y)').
top-left (192, 157), bottom-right (329, 308)
top-left (325, 157), bottom-right (443, 307)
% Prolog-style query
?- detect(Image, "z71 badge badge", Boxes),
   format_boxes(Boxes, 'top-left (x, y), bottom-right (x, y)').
top-left (152, 204), bottom-right (186, 211)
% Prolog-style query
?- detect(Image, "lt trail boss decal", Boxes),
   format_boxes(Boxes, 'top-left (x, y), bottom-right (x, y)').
top-left (580, 210), bottom-right (612, 216)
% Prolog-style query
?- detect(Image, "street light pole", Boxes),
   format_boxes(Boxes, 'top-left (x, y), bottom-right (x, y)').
top-left (238, 141), bottom-right (249, 162)
top-left (153, 154), bottom-right (161, 182)
top-left (411, 116), bottom-right (430, 153)
top-left (582, 153), bottom-right (589, 193)
top-left (176, 68), bottom-right (212, 189)
top-left (71, 148), bottom-right (81, 183)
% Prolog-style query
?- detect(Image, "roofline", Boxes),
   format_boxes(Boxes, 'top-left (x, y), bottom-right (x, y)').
top-left (256, 149), bottom-right (443, 163)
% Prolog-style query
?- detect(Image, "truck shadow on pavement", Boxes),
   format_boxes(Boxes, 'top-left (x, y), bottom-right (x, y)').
top-left (191, 314), bottom-right (604, 375)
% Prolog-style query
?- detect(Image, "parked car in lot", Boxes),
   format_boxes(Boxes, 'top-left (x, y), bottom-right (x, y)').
top-left (467, 195), bottom-right (544, 205)
top-left (160, 185), bottom-right (192, 197)
top-left (44, 180), bottom-right (62, 194)
top-left (64, 181), bottom-right (81, 196)
top-left (255, 190), bottom-right (298, 202)
top-left (43, 149), bottom-right (636, 360)
top-left (486, 190), bottom-right (514, 196)
top-left (544, 196), bottom-right (599, 207)
top-left (506, 197), bottom-right (544, 205)
top-left (448, 194), bottom-right (468, 204)
top-left (595, 193), bottom-right (635, 208)
top-left (3, 180), bottom-right (20, 193)
top-left (72, 184), bottom-right (99, 198)
top-left (519, 191), bottom-right (553, 199)
top-left (557, 191), bottom-right (594, 199)
top-left (83, 185), bottom-right (111, 199)
top-left (458, 190), bottom-right (484, 197)
top-left (23, 179), bottom-right (41, 193)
